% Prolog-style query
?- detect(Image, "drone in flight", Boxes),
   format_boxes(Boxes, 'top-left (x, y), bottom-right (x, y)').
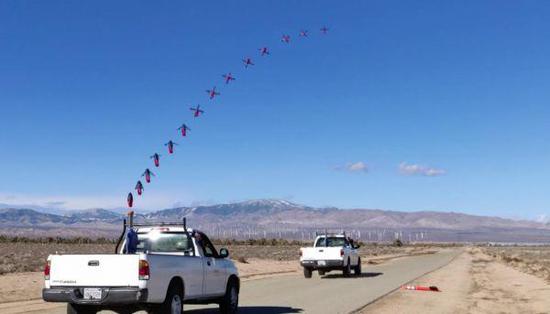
top-left (127, 193), bottom-right (133, 208)
top-left (259, 47), bottom-right (270, 56)
top-left (320, 26), bottom-right (329, 34)
top-left (142, 168), bottom-right (155, 183)
top-left (281, 34), bottom-right (291, 43)
top-left (206, 87), bottom-right (220, 99)
top-left (190, 105), bottom-right (204, 118)
top-left (222, 73), bottom-right (236, 84)
top-left (165, 140), bottom-right (177, 154)
top-left (135, 181), bottom-right (144, 196)
top-left (177, 124), bottom-right (191, 137)
top-left (150, 153), bottom-right (161, 167)
top-left (242, 57), bottom-right (254, 68)
top-left (299, 30), bottom-right (309, 37)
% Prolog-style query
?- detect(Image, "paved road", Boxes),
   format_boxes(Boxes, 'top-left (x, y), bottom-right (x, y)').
top-left (3, 249), bottom-right (460, 314)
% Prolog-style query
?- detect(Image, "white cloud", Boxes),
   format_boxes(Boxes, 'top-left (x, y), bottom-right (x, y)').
top-left (399, 162), bottom-right (446, 177)
top-left (0, 191), bottom-right (195, 212)
top-left (335, 161), bottom-right (369, 173)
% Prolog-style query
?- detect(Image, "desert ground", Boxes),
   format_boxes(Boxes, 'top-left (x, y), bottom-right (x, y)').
top-left (1, 243), bottom-right (549, 313)
top-left (360, 246), bottom-right (550, 314)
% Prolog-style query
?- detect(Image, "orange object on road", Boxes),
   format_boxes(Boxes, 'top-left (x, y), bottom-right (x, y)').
top-left (402, 285), bottom-right (440, 292)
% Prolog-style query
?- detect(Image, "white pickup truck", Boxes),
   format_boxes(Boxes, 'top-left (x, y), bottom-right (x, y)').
top-left (42, 221), bottom-right (239, 314)
top-left (300, 233), bottom-right (361, 278)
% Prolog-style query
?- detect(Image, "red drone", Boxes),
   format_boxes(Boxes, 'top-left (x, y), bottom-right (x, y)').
top-left (165, 140), bottom-right (177, 154)
top-left (190, 105), bottom-right (204, 118)
top-left (299, 30), bottom-right (308, 37)
top-left (127, 193), bottom-right (134, 208)
top-left (206, 87), bottom-right (220, 99)
top-left (242, 57), bottom-right (254, 68)
top-left (150, 153), bottom-right (161, 167)
top-left (222, 73), bottom-right (235, 84)
top-left (281, 34), bottom-right (291, 43)
top-left (177, 124), bottom-right (190, 137)
top-left (135, 181), bottom-right (144, 196)
top-left (259, 47), bottom-right (270, 56)
top-left (142, 168), bottom-right (155, 183)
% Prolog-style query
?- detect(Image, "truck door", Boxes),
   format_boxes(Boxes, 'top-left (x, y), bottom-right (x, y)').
top-left (198, 233), bottom-right (227, 296)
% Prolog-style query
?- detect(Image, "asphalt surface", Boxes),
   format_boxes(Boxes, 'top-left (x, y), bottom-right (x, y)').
top-left (5, 249), bottom-right (460, 314)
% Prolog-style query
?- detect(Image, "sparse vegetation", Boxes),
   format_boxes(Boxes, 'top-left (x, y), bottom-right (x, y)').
top-left (0, 235), bottom-right (116, 244)
top-left (237, 256), bottom-right (249, 264)
top-left (483, 246), bottom-right (550, 283)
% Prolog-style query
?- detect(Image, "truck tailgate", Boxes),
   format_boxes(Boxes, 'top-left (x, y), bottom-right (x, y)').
top-left (302, 247), bottom-right (342, 260)
top-left (49, 254), bottom-right (140, 287)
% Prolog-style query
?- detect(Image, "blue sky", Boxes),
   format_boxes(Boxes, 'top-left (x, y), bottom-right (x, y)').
top-left (0, 1), bottom-right (549, 220)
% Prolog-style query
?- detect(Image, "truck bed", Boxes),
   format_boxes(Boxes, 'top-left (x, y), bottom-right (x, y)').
top-left (48, 254), bottom-right (141, 287)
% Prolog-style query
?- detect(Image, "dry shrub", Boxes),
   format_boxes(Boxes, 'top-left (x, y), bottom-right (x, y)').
top-left (237, 256), bottom-right (249, 264)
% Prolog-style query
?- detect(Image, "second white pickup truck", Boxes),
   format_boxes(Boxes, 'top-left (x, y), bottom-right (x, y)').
top-left (300, 233), bottom-right (361, 278)
top-left (42, 220), bottom-right (239, 314)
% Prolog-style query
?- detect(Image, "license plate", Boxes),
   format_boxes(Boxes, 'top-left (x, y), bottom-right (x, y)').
top-left (83, 288), bottom-right (102, 300)
top-left (318, 260), bottom-right (326, 266)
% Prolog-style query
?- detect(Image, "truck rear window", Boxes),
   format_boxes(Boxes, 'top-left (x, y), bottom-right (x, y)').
top-left (137, 232), bottom-right (193, 253)
top-left (315, 237), bottom-right (346, 247)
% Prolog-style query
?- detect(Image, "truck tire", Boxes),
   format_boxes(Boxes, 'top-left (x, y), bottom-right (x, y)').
top-left (343, 258), bottom-right (351, 277)
top-left (67, 304), bottom-right (98, 314)
top-left (354, 258), bottom-right (362, 276)
top-left (303, 267), bottom-right (313, 278)
top-left (219, 278), bottom-right (239, 314)
top-left (318, 270), bottom-right (325, 276)
top-left (150, 283), bottom-right (183, 314)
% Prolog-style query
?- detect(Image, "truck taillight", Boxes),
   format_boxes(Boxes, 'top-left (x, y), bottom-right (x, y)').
top-left (340, 249), bottom-right (344, 257)
top-left (44, 260), bottom-right (51, 280)
top-left (139, 260), bottom-right (150, 280)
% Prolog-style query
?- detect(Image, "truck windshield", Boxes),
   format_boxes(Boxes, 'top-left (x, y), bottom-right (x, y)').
top-left (137, 232), bottom-right (193, 253)
top-left (315, 237), bottom-right (346, 247)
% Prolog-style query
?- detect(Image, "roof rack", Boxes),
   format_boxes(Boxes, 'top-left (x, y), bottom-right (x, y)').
top-left (131, 220), bottom-right (188, 228)
top-left (124, 213), bottom-right (187, 232)
top-left (315, 230), bottom-right (346, 237)
top-left (115, 213), bottom-right (189, 254)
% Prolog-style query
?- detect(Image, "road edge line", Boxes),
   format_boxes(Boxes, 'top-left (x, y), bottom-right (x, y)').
top-left (348, 248), bottom-right (465, 314)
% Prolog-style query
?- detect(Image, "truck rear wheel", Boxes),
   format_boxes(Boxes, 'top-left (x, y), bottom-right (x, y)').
top-left (150, 283), bottom-right (183, 314)
top-left (303, 267), bottom-right (312, 278)
top-left (67, 304), bottom-right (98, 314)
top-left (343, 258), bottom-right (351, 277)
top-left (318, 270), bottom-right (325, 276)
top-left (219, 278), bottom-right (239, 314)
top-left (354, 258), bottom-right (362, 276)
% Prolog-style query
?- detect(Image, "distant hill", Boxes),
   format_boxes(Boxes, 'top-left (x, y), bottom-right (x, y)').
top-left (1, 200), bottom-right (549, 243)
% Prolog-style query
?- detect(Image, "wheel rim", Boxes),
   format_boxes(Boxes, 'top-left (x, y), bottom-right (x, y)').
top-left (171, 294), bottom-right (182, 314)
top-left (230, 286), bottom-right (238, 310)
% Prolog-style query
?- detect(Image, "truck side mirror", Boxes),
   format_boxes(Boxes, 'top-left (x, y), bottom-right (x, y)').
top-left (219, 248), bottom-right (229, 258)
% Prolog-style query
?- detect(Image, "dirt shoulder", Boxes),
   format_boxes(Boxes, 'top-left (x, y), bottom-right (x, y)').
top-left (360, 248), bottom-right (550, 314)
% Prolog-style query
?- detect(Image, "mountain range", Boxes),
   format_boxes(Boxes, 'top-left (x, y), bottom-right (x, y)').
top-left (1, 200), bottom-right (549, 243)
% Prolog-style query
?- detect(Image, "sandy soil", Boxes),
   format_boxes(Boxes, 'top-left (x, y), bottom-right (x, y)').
top-left (361, 248), bottom-right (550, 314)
